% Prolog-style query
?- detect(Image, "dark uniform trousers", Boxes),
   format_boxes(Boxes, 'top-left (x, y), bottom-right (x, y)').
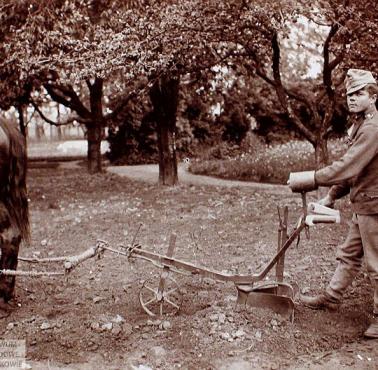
top-left (326, 213), bottom-right (378, 314)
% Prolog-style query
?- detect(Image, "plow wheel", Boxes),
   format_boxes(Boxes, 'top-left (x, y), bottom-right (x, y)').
top-left (139, 272), bottom-right (182, 317)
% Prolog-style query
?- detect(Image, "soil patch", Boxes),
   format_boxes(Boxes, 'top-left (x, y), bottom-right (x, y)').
top-left (1, 167), bottom-right (377, 369)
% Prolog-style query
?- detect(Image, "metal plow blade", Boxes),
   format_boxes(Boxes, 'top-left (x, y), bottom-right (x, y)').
top-left (236, 282), bottom-right (297, 322)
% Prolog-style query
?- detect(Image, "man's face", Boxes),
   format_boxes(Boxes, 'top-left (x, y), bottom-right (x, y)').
top-left (347, 88), bottom-right (374, 113)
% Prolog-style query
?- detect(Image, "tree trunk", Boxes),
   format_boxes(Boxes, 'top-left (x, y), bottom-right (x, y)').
top-left (314, 137), bottom-right (330, 198)
top-left (157, 124), bottom-right (177, 185)
top-left (16, 104), bottom-right (27, 137)
top-left (86, 78), bottom-right (105, 174)
top-left (314, 137), bottom-right (329, 170)
top-left (57, 103), bottom-right (62, 140)
top-left (150, 74), bottom-right (180, 186)
top-left (86, 124), bottom-right (103, 174)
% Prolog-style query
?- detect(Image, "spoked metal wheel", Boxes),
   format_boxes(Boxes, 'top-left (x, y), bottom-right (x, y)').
top-left (139, 273), bottom-right (182, 317)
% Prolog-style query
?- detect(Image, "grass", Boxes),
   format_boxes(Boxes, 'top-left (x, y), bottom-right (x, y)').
top-left (189, 139), bottom-right (347, 184)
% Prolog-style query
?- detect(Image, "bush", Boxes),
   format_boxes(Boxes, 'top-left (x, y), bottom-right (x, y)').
top-left (107, 111), bottom-right (159, 165)
top-left (189, 140), bottom-right (347, 184)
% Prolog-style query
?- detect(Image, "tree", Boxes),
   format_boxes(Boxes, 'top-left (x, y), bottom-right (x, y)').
top-left (1, 0), bottom-right (149, 172)
top-left (232, 0), bottom-right (378, 168)
top-left (149, 73), bottom-right (180, 184)
top-left (114, 0), bottom-right (267, 184)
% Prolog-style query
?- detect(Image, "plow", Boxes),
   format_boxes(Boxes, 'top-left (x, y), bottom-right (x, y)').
top-left (1, 192), bottom-right (340, 322)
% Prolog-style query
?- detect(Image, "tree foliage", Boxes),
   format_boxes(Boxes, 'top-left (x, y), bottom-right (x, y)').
top-left (1, 0), bottom-right (377, 170)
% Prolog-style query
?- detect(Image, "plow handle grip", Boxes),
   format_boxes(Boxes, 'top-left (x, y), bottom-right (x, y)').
top-left (305, 215), bottom-right (340, 226)
top-left (308, 202), bottom-right (338, 216)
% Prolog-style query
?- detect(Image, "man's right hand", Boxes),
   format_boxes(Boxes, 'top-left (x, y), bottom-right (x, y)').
top-left (317, 194), bottom-right (334, 208)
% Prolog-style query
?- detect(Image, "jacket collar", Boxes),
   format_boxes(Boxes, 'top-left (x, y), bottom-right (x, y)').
top-left (347, 114), bottom-right (365, 140)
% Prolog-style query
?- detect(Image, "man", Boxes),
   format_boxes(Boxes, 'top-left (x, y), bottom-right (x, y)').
top-left (288, 69), bottom-right (378, 339)
top-left (0, 119), bottom-right (29, 316)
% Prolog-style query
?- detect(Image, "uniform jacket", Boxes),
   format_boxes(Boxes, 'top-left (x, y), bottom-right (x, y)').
top-left (315, 113), bottom-right (378, 214)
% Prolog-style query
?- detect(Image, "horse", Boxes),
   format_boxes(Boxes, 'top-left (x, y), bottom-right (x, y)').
top-left (0, 119), bottom-right (29, 310)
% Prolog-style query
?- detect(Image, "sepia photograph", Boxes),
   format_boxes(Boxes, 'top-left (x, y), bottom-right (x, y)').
top-left (0, 1), bottom-right (377, 369)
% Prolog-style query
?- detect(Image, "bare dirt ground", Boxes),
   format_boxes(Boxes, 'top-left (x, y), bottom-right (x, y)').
top-left (1, 165), bottom-right (377, 369)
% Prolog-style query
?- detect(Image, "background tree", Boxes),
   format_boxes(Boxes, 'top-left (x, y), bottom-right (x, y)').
top-left (149, 74), bottom-right (180, 184)
top-left (233, 0), bottom-right (378, 168)
top-left (1, 0), bottom-right (149, 172)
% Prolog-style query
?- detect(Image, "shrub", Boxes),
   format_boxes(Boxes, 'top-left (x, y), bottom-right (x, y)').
top-left (189, 140), bottom-right (347, 184)
top-left (107, 112), bottom-right (158, 165)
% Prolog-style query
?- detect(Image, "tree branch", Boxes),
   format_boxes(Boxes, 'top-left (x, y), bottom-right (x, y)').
top-left (317, 21), bottom-right (344, 134)
top-left (240, 43), bottom-right (316, 112)
top-left (31, 100), bottom-right (87, 126)
top-left (44, 82), bottom-right (91, 119)
top-left (323, 23), bottom-right (340, 98)
top-left (270, 32), bottom-right (316, 143)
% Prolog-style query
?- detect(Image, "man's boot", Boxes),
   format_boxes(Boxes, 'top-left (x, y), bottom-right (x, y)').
top-left (364, 315), bottom-right (378, 339)
top-left (300, 292), bottom-right (340, 310)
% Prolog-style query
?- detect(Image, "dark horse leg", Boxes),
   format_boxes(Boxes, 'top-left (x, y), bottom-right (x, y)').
top-left (0, 232), bottom-right (20, 318)
top-left (0, 203), bottom-right (21, 315)
top-left (0, 235), bottom-right (21, 302)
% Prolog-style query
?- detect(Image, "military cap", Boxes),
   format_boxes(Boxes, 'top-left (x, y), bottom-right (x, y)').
top-left (345, 69), bottom-right (377, 95)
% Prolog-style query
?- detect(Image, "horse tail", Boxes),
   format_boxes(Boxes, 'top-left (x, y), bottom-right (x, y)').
top-left (0, 120), bottom-right (30, 244)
